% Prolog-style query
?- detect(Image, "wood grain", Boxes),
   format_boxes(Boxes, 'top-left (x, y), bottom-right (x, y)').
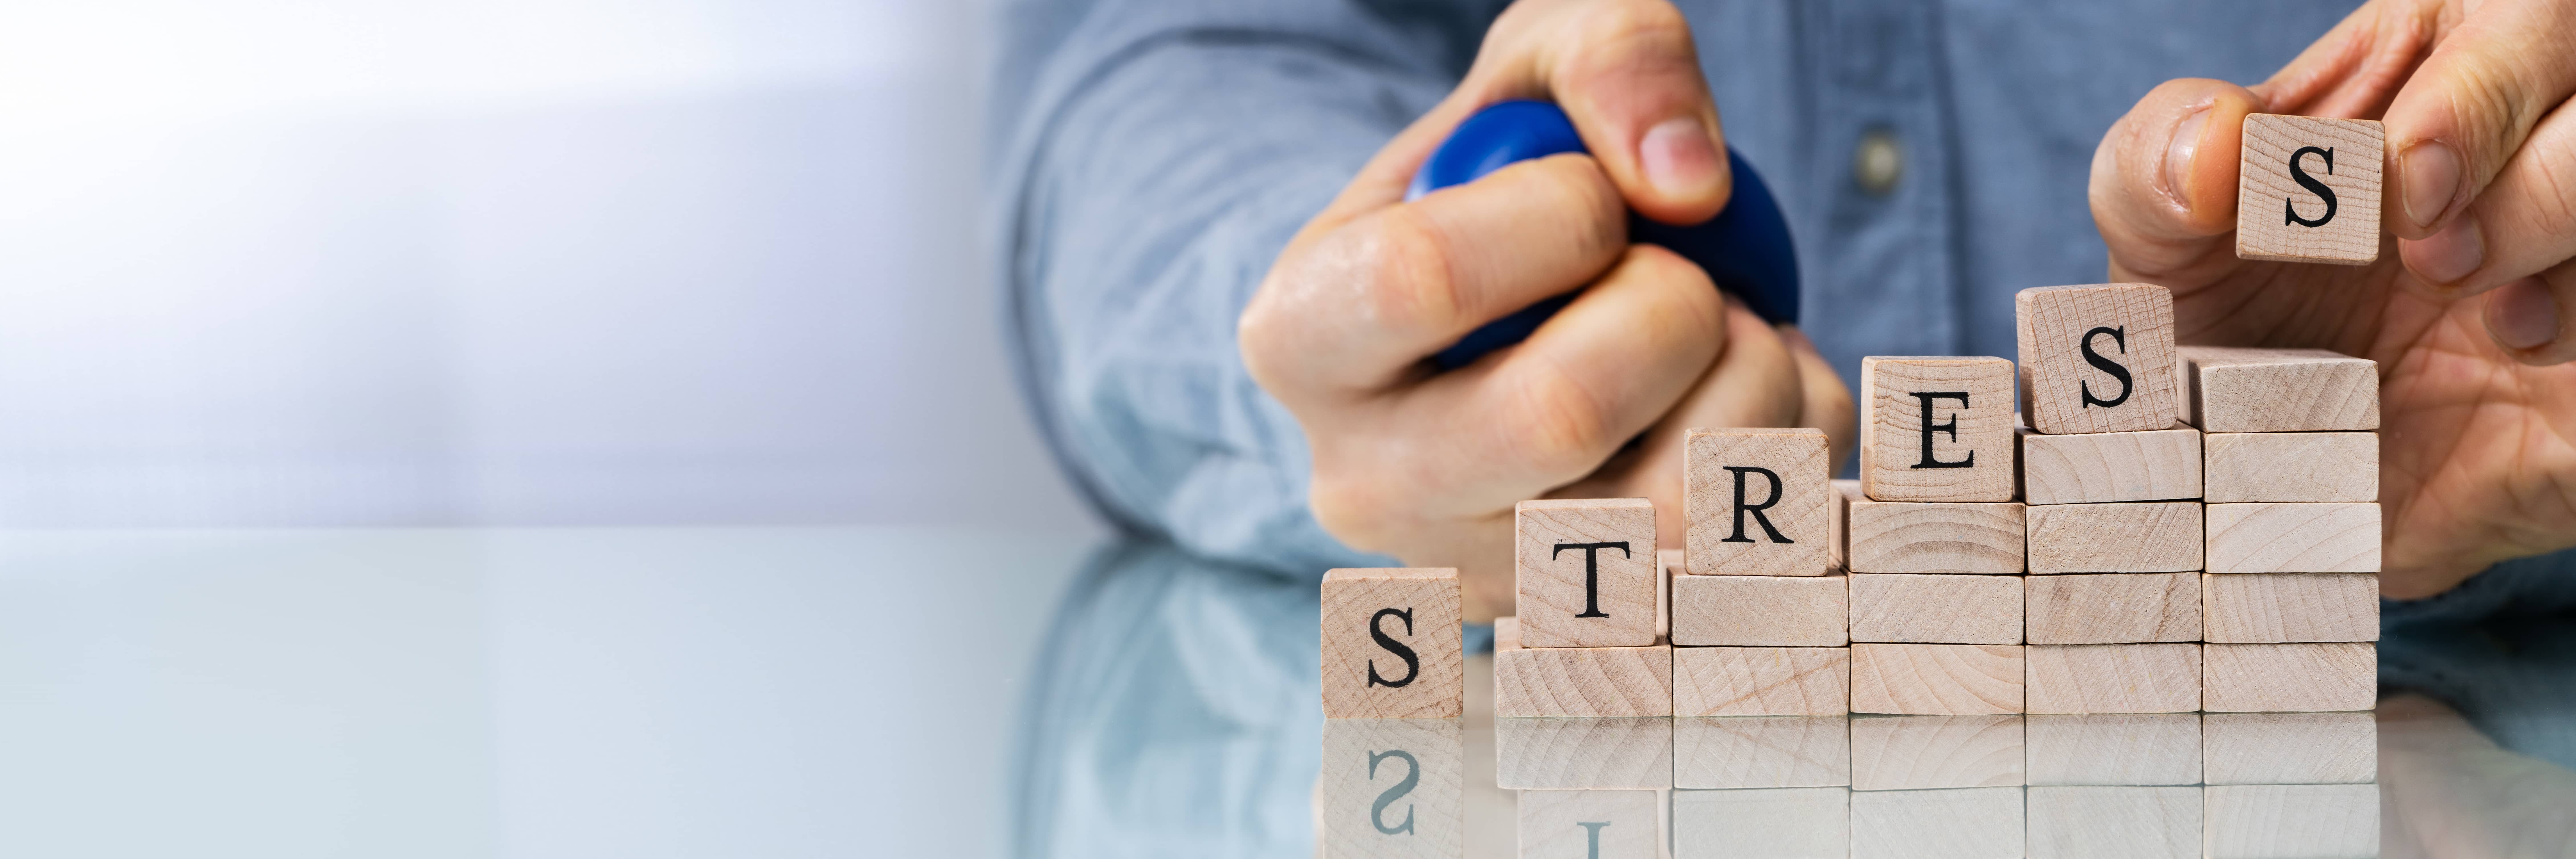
top-left (2026, 644), bottom-right (2202, 714)
top-left (2017, 422), bottom-right (2202, 505)
top-left (1495, 716), bottom-right (1672, 790)
top-left (2016, 283), bottom-right (2182, 434)
top-left (1492, 616), bottom-right (1675, 717)
top-left (2025, 713), bottom-right (2202, 786)
top-left (1860, 356), bottom-right (2018, 502)
top-left (2202, 573), bottom-right (2379, 643)
top-left (2202, 712), bottom-right (2377, 785)
top-left (1849, 713), bottom-right (2024, 790)
top-left (1669, 570), bottom-right (1848, 646)
top-left (2025, 500), bottom-right (2203, 573)
top-left (1850, 643), bottom-right (2024, 715)
top-left (1672, 645), bottom-right (1850, 716)
top-left (2236, 114), bottom-right (2384, 265)
top-left (1319, 718), bottom-right (1465, 857)
top-left (2202, 643), bottom-right (2376, 712)
top-left (2177, 346), bottom-right (2380, 433)
top-left (1518, 789), bottom-right (1660, 859)
top-left (1321, 568), bottom-right (1463, 719)
top-left (2203, 784), bottom-right (2380, 859)
top-left (1516, 498), bottom-right (1659, 647)
top-left (2027, 572), bottom-right (2201, 644)
top-left (2204, 432), bottom-right (2378, 503)
top-left (1849, 573), bottom-right (2024, 644)
top-left (1849, 787), bottom-right (2024, 859)
top-left (2205, 502), bottom-right (2382, 573)
top-left (1830, 479), bottom-right (1860, 572)
top-left (2027, 786), bottom-right (2201, 859)
top-left (1686, 428), bottom-right (1832, 576)
top-left (1674, 715), bottom-right (1851, 789)
top-left (1847, 500), bottom-right (2026, 574)
top-left (1673, 787), bottom-right (1849, 859)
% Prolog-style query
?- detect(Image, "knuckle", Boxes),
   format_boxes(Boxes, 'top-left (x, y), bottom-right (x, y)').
top-left (1309, 472), bottom-right (1395, 549)
top-left (1502, 361), bottom-right (1617, 473)
top-left (1582, 0), bottom-right (1694, 56)
top-left (1361, 206), bottom-right (1466, 336)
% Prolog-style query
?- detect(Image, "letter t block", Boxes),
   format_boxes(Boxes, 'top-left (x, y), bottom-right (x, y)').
top-left (1516, 499), bottom-right (1659, 648)
top-left (1320, 568), bottom-right (1463, 718)
top-left (2016, 284), bottom-right (2179, 434)
top-left (1860, 357), bottom-right (2017, 502)
top-left (1685, 428), bottom-right (1831, 576)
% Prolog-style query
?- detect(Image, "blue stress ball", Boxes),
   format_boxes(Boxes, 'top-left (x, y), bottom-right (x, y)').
top-left (1407, 100), bottom-right (1801, 369)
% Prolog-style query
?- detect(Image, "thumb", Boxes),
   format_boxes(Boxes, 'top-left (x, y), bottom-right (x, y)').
top-left (2091, 78), bottom-right (2262, 281)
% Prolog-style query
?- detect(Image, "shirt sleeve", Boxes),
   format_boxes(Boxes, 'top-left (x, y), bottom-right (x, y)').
top-left (986, 0), bottom-right (1505, 578)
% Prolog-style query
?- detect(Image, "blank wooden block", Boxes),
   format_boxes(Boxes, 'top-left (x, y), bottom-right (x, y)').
top-left (1495, 716), bottom-right (1672, 790)
top-left (1492, 617), bottom-right (1674, 717)
top-left (2236, 114), bottom-right (2384, 265)
top-left (1849, 787), bottom-right (2023, 859)
top-left (2204, 432), bottom-right (2377, 503)
top-left (2202, 643), bottom-right (2376, 712)
top-left (2177, 346), bottom-right (2379, 432)
top-left (2203, 573), bottom-right (2379, 643)
top-left (2027, 786), bottom-right (2201, 859)
top-left (1849, 574), bottom-right (2023, 644)
top-left (1673, 715), bottom-right (1851, 789)
top-left (2025, 501), bottom-right (2202, 574)
top-left (2016, 283), bottom-right (2182, 435)
top-left (1830, 479), bottom-right (1859, 571)
top-left (2026, 644), bottom-right (2202, 714)
top-left (2205, 503), bottom-right (2381, 573)
top-left (1850, 644), bottom-right (2023, 715)
top-left (1672, 646), bottom-right (1849, 716)
top-left (2202, 712), bottom-right (2376, 785)
top-left (1847, 500), bottom-right (2025, 574)
top-left (2026, 572), bottom-right (2200, 644)
top-left (2017, 423), bottom-right (2201, 505)
top-left (1850, 714), bottom-right (2023, 790)
top-left (1322, 568), bottom-right (1465, 719)
top-left (1517, 498), bottom-right (1659, 647)
top-left (1673, 787), bottom-right (1848, 859)
top-left (1519, 789), bottom-right (1660, 859)
top-left (1687, 428), bottom-right (1832, 576)
top-left (1320, 718), bottom-right (1466, 858)
top-left (2204, 784), bottom-right (2379, 859)
top-left (2025, 713), bottom-right (2201, 786)
top-left (1860, 356), bottom-right (2018, 502)
top-left (1670, 571), bottom-right (1848, 646)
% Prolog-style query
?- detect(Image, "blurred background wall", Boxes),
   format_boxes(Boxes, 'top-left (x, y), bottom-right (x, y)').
top-left (0, 0), bottom-right (1095, 533)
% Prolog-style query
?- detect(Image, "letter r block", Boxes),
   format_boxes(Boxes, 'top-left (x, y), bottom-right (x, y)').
top-left (2015, 284), bottom-right (2180, 435)
top-left (1684, 428), bottom-right (1831, 576)
top-left (2237, 114), bottom-right (2384, 265)
top-left (1860, 357), bottom-right (2016, 502)
top-left (1516, 498), bottom-right (1659, 648)
top-left (1320, 568), bottom-right (1463, 718)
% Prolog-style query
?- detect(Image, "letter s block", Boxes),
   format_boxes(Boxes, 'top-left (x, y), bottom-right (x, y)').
top-left (2237, 114), bottom-right (2383, 265)
top-left (1684, 428), bottom-right (1832, 576)
top-left (2015, 284), bottom-right (2179, 434)
top-left (1321, 568), bottom-right (1463, 718)
top-left (1860, 357), bottom-right (2017, 502)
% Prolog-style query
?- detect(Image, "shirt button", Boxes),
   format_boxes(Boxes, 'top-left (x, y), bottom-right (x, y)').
top-left (1854, 129), bottom-right (1903, 196)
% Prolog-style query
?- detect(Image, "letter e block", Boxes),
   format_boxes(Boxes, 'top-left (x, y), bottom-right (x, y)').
top-left (1685, 428), bottom-right (1831, 576)
top-left (1517, 498), bottom-right (1658, 648)
top-left (1861, 357), bottom-right (2016, 502)
top-left (2237, 114), bottom-right (2384, 265)
top-left (1321, 568), bottom-right (1463, 718)
top-left (2016, 284), bottom-right (2180, 435)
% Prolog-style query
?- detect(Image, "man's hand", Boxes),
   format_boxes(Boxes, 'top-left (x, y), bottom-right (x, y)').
top-left (2091, 0), bottom-right (2576, 598)
top-left (1240, 0), bottom-right (1852, 620)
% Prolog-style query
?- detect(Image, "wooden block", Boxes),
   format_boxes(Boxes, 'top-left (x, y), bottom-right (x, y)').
top-left (2202, 712), bottom-right (2376, 785)
top-left (2015, 283), bottom-right (2182, 434)
top-left (1860, 356), bottom-right (2018, 502)
top-left (1518, 789), bottom-right (1660, 859)
top-left (2016, 423), bottom-right (2201, 505)
top-left (1686, 428), bottom-right (1832, 576)
top-left (1850, 714), bottom-right (2023, 790)
top-left (2025, 501), bottom-right (2202, 574)
top-left (2203, 784), bottom-right (2379, 859)
top-left (2236, 114), bottom-right (2384, 265)
top-left (1492, 617), bottom-right (1674, 717)
top-left (1674, 715), bottom-right (1851, 789)
top-left (1673, 787), bottom-right (1848, 859)
top-left (2177, 346), bottom-right (2379, 432)
top-left (2205, 503), bottom-right (2381, 573)
top-left (1672, 646), bottom-right (1849, 716)
top-left (2203, 573), bottom-right (2378, 643)
top-left (1658, 549), bottom-right (1680, 640)
top-left (1516, 498), bottom-right (1659, 647)
top-left (2026, 644), bottom-right (2202, 714)
top-left (2202, 643), bottom-right (2376, 712)
top-left (1850, 643), bottom-right (2023, 715)
top-left (1847, 500), bottom-right (2025, 574)
top-left (1849, 787), bottom-right (2024, 859)
top-left (1320, 718), bottom-right (1465, 858)
top-left (2027, 786), bottom-right (2201, 859)
top-left (1322, 568), bottom-right (1465, 719)
top-left (1495, 716), bottom-right (1672, 790)
top-left (2025, 713), bottom-right (2201, 786)
top-left (1849, 574), bottom-right (2023, 644)
top-left (1830, 479), bottom-right (1860, 571)
top-left (2026, 572), bottom-right (2200, 644)
top-left (1670, 571), bottom-right (1848, 646)
top-left (2204, 432), bottom-right (2377, 503)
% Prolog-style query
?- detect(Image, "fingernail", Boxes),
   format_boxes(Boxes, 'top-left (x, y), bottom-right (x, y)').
top-left (2400, 140), bottom-right (2462, 231)
top-left (2409, 213), bottom-right (2485, 285)
top-left (2161, 107), bottom-right (2209, 206)
top-left (1640, 117), bottom-right (1720, 198)
top-left (2487, 279), bottom-right (2560, 351)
